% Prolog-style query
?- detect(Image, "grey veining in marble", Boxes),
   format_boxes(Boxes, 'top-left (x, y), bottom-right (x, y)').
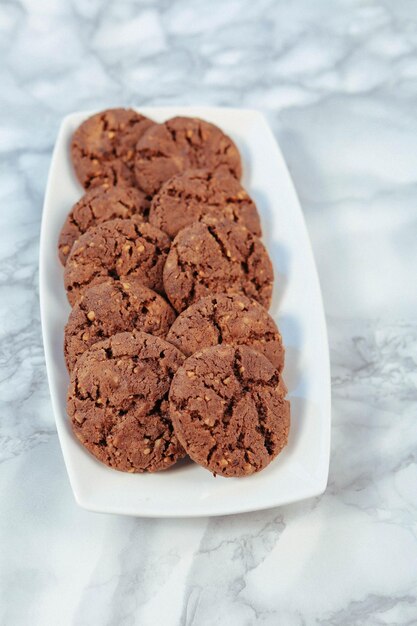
top-left (1, 0), bottom-right (417, 624)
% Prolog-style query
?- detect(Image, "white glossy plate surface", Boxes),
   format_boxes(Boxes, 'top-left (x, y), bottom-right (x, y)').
top-left (39, 106), bottom-right (331, 517)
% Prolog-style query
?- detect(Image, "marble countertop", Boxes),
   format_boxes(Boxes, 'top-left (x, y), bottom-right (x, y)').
top-left (1, 0), bottom-right (417, 624)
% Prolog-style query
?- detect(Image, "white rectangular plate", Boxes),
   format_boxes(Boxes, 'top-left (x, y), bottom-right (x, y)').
top-left (40, 106), bottom-right (331, 517)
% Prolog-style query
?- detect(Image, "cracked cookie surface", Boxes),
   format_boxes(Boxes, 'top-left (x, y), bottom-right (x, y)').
top-left (169, 345), bottom-right (290, 477)
top-left (134, 117), bottom-right (242, 195)
top-left (64, 216), bottom-right (171, 305)
top-left (71, 108), bottom-right (154, 190)
top-left (149, 169), bottom-right (261, 238)
top-left (58, 186), bottom-right (150, 265)
top-left (67, 330), bottom-right (185, 472)
top-left (166, 293), bottom-right (284, 371)
top-left (65, 279), bottom-right (176, 371)
top-left (163, 215), bottom-right (273, 312)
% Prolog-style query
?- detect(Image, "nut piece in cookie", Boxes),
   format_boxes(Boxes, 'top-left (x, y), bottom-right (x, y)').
top-left (64, 279), bottom-right (176, 371)
top-left (167, 293), bottom-right (284, 371)
top-left (163, 215), bottom-right (273, 313)
top-left (58, 186), bottom-right (150, 265)
top-left (67, 331), bottom-right (185, 472)
top-left (135, 117), bottom-right (242, 195)
top-left (71, 108), bottom-right (154, 190)
top-left (169, 345), bottom-right (290, 477)
top-left (64, 217), bottom-right (171, 306)
top-left (149, 168), bottom-right (261, 239)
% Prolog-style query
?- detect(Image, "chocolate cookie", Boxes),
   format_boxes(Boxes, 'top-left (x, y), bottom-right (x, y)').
top-left (135, 117), bottom-right (242, 195)
top-left (149, 169), bottom-right (261, 238)
top-left (163, 216), bottom-right (273, 313)
top-left (58, 186), bottom-right (150, 265)
top-left (71, 108), bottom-right (154, 189)
top-left (169, 345), bottom-right (290, 477)
top-left (64, 279), bottom-right (176, 371)
top-left (64, 217), bottom-right (170, 306)
top-left (68, 331), bottom-right (185, 472)
top-left (167, 294), bottom-right (284, 371)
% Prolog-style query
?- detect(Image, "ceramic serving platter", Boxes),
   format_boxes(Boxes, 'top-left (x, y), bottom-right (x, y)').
top-left (39, 106), bottom-right (331, 517)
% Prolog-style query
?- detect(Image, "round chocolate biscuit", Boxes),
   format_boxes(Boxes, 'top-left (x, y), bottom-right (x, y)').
top-left (71, 108), bottom-right (154, 190)
top-left (166, 293), bottom-right (284, 371)
top-left (135, 117), bottom-right (242, 195)
top-left (163, 215), bottom-right (273, 313)
top-left (64, 279), bottom-right (176, 371)
top-left (58, 186), bottom-right (150, 265)
top-left (64, 217), bottom-right (170, 306)
top-left (149, 169), bottom-right (261, 239)
top-left (169, 345), bottom-right (290, 477)
top-left (68, 331), bottom-right (186, 472)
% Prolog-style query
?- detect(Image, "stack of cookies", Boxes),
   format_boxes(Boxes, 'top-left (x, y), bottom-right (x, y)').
top-left (59, 108), bottom-right (290, 478)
